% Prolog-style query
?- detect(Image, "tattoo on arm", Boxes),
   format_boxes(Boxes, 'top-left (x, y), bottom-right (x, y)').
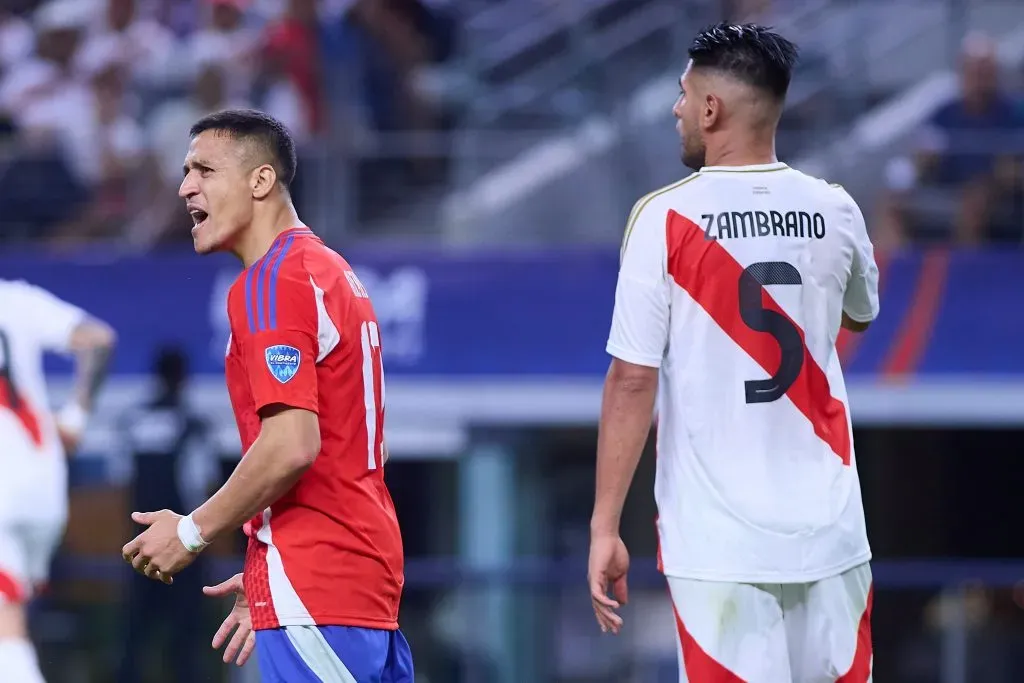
top-left (75, 344), bottom-right (112, 410)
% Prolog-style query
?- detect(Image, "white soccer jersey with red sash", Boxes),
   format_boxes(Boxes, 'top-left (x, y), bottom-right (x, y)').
top-left (607, 162), bottom-right (880, 583)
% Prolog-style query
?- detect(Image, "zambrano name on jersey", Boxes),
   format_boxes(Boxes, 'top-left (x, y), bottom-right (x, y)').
top-left (701, 210), bottom-right (827, 242)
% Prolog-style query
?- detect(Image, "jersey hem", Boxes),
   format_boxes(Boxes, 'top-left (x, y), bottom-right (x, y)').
top-left (661, 551), bottom-right (872, 585)
top-left (605, 343), bottom-right (662, 368)
top-left (255, 614), bottom-right (399, 631)
top-left (842, 308), bottom-right (877, 323)
top-left (253, 397), bottom-right (320, 415)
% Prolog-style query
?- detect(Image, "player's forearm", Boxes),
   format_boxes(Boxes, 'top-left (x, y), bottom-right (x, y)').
top-left (68, 320), bottom-right (116, 410)
top-left (192, 433), bottom-right (313, 542)
top-left (590, 361), bottom-right (658, 536)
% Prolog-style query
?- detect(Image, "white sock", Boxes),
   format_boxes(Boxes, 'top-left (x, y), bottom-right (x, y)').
top-left (0, 638), bottom-right (46, 683)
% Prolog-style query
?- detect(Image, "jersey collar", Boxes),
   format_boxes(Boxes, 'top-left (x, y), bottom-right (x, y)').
top-left (243, 227), bottom-right (316, 273)
top-left (698, 162), bottom-right (789, 173)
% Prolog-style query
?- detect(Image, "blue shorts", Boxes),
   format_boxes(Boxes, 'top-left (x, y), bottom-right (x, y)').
top-left (255, 625), bottom-right (414, 683)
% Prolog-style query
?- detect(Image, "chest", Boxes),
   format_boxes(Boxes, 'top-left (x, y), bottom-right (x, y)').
top-left (224, 332), bottom-right (261, 448)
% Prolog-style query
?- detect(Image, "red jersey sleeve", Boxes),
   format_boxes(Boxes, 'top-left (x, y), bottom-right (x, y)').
top-left (236, 267), bottom-right (320, 415)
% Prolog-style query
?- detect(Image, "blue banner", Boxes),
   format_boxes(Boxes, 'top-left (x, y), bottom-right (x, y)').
top-left (1, 247), bottom-right (1020, 379)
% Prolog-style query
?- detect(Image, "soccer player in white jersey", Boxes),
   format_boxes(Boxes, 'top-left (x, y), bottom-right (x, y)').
top-left (0, 280), bottom-right (115, 683)
top-left (588, 24), bottom-right (879, 682)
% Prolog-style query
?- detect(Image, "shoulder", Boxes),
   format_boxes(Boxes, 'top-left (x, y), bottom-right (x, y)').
top-left (628, 172), bottom-right (705, 223)
top-left (0, 278), bottom-right (30, 294)
top-left (0, 278), bottom-right (54, 306)
top-left (230, 244), bottom-right (320, 335)
top-left (821, 181), bottom-right (863, 220)
top-left (623, 172), bottom-right (705, 252)
top-left (786, 168), bottom-right (860, 210)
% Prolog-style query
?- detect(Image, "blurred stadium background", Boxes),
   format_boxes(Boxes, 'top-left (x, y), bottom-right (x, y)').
top-left (2, 0), bottom-right (1024, 680)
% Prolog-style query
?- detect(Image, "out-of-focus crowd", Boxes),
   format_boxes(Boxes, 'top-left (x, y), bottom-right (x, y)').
top-left (877, 34), bottom-right (1024, 248)
top-left (2, 1), bottom-right (1023, 251)
top-left (0, 0), bottom-right (457, 248)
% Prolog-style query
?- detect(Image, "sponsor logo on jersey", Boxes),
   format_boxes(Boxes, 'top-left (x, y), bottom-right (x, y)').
top-left (265, 345), bottom-right (300, 383)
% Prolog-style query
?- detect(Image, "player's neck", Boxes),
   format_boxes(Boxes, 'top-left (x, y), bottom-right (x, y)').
top-left (233, 204), bottom-right (305, 268)
top-left (702, 138), bottom-right (778, 169)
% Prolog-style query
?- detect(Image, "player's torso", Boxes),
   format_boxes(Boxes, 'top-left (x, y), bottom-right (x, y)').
top-left (651, 166), bottom-right (869, 581)
top-left (224, 231), bottom-right (404, 629)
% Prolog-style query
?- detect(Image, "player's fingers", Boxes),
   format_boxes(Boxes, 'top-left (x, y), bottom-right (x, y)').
top-left (211, 615), bottom-right (239, 649)
top-left (612, 575), bottom-right (629, 606)
top-left (594, 598), bottom-right (624, 633)
top-left (121, 537), bottom-right (141, 562)
top-left (131, 510), bottom-right (158, 525)
top-left (589, 577), bottom-right (619, 609)
top-left (591, 601), bottom-right (622, 634)
top-left (223, 623), bottom-right (250, 664)
top-left (592, 597), bottom-right (620, 623)
top-left (236, 630), bottom-right (256, 667)
top-left (203, 575), bottom-right (239, 597)
top-left (132, 552), bottom-right (150, 573)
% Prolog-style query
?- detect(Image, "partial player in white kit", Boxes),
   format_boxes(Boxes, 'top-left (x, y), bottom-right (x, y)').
top-left (0, 280), bottom-right (115, 683)
top-left (588, 24), bottom-right (879, 683)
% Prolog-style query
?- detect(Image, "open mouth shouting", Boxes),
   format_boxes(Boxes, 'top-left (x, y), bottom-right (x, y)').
top-left (188, 204), bottom-right (209, 233)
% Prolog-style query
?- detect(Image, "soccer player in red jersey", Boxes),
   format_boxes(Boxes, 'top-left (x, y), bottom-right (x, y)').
top-left (121, 109), bottom-right (412, 682)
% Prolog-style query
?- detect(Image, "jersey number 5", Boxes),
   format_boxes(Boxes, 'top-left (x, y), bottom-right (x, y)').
top-left (739, 261), bottom-right (804, 404)
top-left (360, 321), bottom-right (386, 470)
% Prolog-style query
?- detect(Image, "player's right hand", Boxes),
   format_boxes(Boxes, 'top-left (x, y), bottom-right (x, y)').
top-left (203, 573), bottom-right (255, 666)
top-left (588, 532), bottom-right (630, 635)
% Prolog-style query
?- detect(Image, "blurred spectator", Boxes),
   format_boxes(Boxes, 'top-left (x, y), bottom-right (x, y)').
top-left (48, 56), bottom-right (146, 247)
top-left (897, 587), bottom-right (1024, 682)
top-left (77, 0), bottom-right (179, 88)
top-left (877, 34), bottom-right (1024, 248)
top-left (185, 0), bottom-right (262, 102)
top-left (115, 346), bottom-right (214, 683)
top-left (0, 0), bottom-right (94, 242)
top-left (343, 0), bottom-right (450, 134)
top-left (0, 5), bottom-right (35, 72)
top-left (260, 0), bottom-right (325, 142)
top-left (128, 61), bottom-right (250, 246)
top-left (0, 0), bottom-right (92, 136)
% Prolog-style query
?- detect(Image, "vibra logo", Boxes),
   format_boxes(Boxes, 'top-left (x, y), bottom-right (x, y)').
top-left (265, 344), bottom-right (301, 383)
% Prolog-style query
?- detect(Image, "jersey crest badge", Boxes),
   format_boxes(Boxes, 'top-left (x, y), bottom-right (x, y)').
top-left (265, 345), bottom-right (300, 383)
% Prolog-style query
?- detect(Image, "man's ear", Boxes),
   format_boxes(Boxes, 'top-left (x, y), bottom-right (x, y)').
top-left (252, 164), bottom-right (278, 199)
top-left (703, 93), bottom-right (721, 130)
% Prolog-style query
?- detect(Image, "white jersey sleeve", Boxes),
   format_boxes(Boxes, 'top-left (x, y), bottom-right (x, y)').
top-left (606, 199), bottom-right (671, 367)
top-left (3, 280), bottom-right (86, 353)
top-left (839, 192), bottom-right (879, 323)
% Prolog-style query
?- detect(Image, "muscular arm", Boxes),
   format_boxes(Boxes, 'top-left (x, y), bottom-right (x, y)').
top-left (67, 319), bottom-right (116, 410)
top-left (191, 405), bottom-right (320, 542)
top-left (590, 359), bottom-right (658, 535)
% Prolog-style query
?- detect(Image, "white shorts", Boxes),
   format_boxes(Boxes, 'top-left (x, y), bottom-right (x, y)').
top-left (667, 562), bottom-right (873, 683)
top-left (0, 519), bottom-right (64, 604)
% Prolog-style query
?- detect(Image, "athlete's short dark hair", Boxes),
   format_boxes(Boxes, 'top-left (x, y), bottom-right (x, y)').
top-left (688, 23), bottom-right (799, 101)
top-left (190, 109), bottom-right (298, 188)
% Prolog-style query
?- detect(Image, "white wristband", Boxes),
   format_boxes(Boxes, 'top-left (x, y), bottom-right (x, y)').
top-left (56, 402), bottom-right (88, 435)
top-left (177, 514), bottom-right (209, 554)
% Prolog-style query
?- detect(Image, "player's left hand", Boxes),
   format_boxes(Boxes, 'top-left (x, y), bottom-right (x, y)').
top-left (56, 424), bottom-right (82, 455)
top-left (121, 509), bottom-right (198, 584)
top-left (588, 532), bottom-right (630, 635)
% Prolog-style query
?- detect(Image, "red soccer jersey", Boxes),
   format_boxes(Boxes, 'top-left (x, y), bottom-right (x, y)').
top-left (223, 227), bottom-right (404, 631)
